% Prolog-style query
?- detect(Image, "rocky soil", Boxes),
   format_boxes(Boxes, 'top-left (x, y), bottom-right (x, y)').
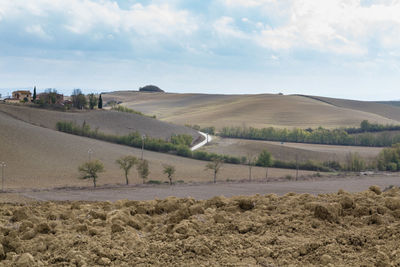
top-left (1, 186), bottom-right (400, 266)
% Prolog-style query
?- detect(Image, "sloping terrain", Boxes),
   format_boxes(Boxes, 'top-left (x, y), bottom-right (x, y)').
top-left (305, 95), bottom-right (400, 122)
top-left (201, 137), bottom-right (382, 164)
top-left (1, 187), bottom-right (400, 266)
top-left (0, 112), bottom-right (314, 190)
top-left (103, 92), bottom-right (400, 130)
top-left (0, 104), bottom-right (201, 141)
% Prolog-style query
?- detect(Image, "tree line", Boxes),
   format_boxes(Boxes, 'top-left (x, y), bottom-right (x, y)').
top-left (219, 123), bottom-right (400, 147)
top-left (56, 121), bottom-right (336, 172)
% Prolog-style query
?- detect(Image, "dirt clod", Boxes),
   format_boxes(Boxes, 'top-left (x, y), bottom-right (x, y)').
top-left (1, 189), bottom-right (400, 266)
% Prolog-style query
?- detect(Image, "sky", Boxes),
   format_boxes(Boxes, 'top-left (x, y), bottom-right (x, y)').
top-left (1, 0), bottom-right (400, 100)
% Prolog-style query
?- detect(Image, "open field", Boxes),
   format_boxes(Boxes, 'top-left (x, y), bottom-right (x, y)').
top-left (1, 187), bottom-right (400, 266)
top-left (103, 91), bottom-right (400, 129)
top-left (306, 95), bottom-right (400, 122)
top-left (0, 111), bottom-right (316, 190)
top-left (201, 137), bottom-right (383, 163)
top-left (0, 103), bottom-right (201, 140)
top-left (15, 174), bottom-right (400, 202)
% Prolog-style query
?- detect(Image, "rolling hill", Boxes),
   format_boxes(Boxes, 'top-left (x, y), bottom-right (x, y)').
top-left (0, 104), bottom-right (201, 141)
top-left (103, 92), bottom-right (400, 130)
top-left (0, 111), bottom-right (315, 190)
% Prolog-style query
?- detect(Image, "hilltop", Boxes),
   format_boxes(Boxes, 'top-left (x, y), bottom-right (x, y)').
top-left (103, 92), bottom-right (400, 130)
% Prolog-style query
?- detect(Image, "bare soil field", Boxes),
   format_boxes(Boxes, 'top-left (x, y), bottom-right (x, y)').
top-left (1, 186), bottom-right (400, 266)
top-left (0, 103), bottom-right (201, 140)
top-left (201, 137), bottom-right (383, 163)
top-left (0, 111), bottom-right (315, 190)
top-left (103, 91), bottom-right (400, 129)
top-left (307, 95), bottom-right (400, 122)
top-left (17, 174), bottom-right (400, 202)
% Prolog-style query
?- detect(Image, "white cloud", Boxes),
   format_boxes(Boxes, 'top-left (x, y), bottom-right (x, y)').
top-left (213, 16), bottom-right (247, 39)
top-left (220, 0), bottom-right (400, 55)
top-left (0, 1), bottom-right (198, 38)
top-left (26, 24), bottom-right (51, 40)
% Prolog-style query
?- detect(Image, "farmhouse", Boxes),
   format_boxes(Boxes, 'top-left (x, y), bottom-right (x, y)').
top-left (12, 90), bottom-right (32, 102)
top-left (38, 92), bottom-right (64, 104)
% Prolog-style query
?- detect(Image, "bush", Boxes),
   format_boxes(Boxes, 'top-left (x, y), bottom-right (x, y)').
top-left (176, 145), bottom-right (192, 157)
top-left (147, 180), bottom-right (162, 184)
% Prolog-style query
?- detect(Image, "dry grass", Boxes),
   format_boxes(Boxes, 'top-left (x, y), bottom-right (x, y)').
top-left (104, 92), bottom-right (400, 130)
top-left (0, 112), bottom-right (316, 190)
top-left (201, 137), bottom-right (382, 164)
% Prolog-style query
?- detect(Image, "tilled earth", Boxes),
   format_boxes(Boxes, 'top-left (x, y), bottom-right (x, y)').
top-left (1, 186), bottom-right (400, 266)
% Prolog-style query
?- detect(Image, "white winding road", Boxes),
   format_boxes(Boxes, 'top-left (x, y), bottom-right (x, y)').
top-left (191, 131), bottom-right (213, 151)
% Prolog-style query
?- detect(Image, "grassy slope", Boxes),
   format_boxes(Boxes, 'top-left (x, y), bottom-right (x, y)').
top-left (0, 103), bottom-right (201, 141)
top-left (103, 92), bottom-right (400, 129)
top-left (0, 112), bottom-right (315, 190)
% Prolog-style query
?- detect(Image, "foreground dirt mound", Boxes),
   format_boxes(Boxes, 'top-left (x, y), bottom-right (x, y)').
top-left (1, 187), bottom-right (400, 266)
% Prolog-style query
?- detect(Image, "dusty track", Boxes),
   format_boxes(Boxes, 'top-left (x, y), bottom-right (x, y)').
top-left (18, 175), bottom-right (400, 202)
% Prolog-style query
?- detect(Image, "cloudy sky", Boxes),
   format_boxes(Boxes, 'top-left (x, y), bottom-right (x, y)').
top-left (1, 0), bottom-right (400, 100)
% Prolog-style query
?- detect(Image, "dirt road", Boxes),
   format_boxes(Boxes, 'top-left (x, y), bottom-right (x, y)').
top-left (20, 174), bottom-right (400, 202)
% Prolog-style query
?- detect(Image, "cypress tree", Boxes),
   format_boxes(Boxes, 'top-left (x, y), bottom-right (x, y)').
top-left (33, 86), bottom-right (37, 101)
top-left (98, 94), bottom-right (103, 109)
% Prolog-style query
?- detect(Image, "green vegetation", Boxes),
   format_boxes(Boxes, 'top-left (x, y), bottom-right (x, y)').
top-left (78, 160), bottom-right (105, 188)
top-left (139, 85), bottom-right (164, 92)
top-left (137, 159), bottom-right (150, 184)
top-left (115, 155), bottom-right (137, 185)
top-left (377, 144), bottom-right (400, 171)
top-left (56, 121), bottom-right (346, 172)
top-left (33, 86), bottom-right (36, 101)
top-left (111, 105), bottom-right (156, 118)
top-left (88, 93), bottom-right (98, 110)
top-left (344, 152), bottom-right (366, 172)
top-left (163, 164), bottom-right (176, 185)
top-left (256, 150), bottom-right (274, 179)
top-left (98, 94), bottom-right (103, 109)
top-left (220, 121), bottom-right (400, 147)
top-left (185, 124), bottom-right (216, 135)
top-left (71, 89), bottom-right (87, 109)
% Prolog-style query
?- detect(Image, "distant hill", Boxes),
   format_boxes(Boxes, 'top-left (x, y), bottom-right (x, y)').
top-left (139, 85), bottom-right (164, 93)
top-left (0, 110), bottom-right (307, 189)
top-left (103, 92), bottom-right (400, 130)
top-left (0, 104), bottom-right (200, 141)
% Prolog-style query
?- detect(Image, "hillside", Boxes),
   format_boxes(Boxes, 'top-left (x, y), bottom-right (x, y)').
top-left (0, 112), bottom-right (315, 190)
top-left (304, 95), bottom-right (400, 122)
top-left (0, 103), bottom-right (201, 141)
top-left (201, 137), bottom-right (382, 164)
top-left (103, 92), bottom-right (400, 130)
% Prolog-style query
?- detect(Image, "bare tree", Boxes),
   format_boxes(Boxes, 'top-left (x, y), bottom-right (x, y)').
top-left (246, 153), bottom-right (257, 181)
top-left (205, 158), bottom-right (224, 183)
top-left (116, 155), bottom-right (137, 185)
top-left (78, 160), bottom-right (104, 188)
top-left (163, 164), bottom-right (176, 185)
